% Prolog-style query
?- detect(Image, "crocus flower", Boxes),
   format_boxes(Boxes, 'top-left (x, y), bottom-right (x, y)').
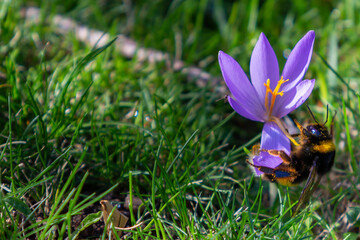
top-left (218, 31), bottom-right (315, 174)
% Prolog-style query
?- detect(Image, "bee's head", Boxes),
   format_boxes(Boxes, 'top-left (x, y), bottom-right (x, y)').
top-left (302, 123), bottom-right (332, 141)
top-left (295, 105), bottom-right (335, 142)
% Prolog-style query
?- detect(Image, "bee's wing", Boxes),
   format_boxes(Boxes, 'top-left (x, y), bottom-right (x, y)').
top-left (292, 158), bottom-right (322, 216)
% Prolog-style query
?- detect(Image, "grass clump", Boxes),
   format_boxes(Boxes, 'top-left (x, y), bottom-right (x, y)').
top-left (0, 0), bottom-right (359, 239)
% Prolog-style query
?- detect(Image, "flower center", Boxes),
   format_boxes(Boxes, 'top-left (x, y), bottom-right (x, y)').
top-left (264, 76), bottom-right (289, 117)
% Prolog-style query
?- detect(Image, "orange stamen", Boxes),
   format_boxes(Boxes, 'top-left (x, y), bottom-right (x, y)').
top-left (263, 77), bottom-right (299, 146)
top-left (263, 76), bottom-right (289, 117)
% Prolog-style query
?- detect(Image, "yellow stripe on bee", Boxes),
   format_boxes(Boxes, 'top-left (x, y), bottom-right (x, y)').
top-left (313, 140), bottom-right (335, 153)
top-left (276, 177), bottom-right (298, 187)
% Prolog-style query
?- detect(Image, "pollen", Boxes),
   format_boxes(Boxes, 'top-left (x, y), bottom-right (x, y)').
top-left (264, 76), bottom-right (289, 117)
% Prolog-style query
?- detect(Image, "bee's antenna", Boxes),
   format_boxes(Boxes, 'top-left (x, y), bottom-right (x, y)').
top-left (333, 110), bottom-right (337, 120)
top-left (306, 105), bottom-right (319, 124)
top-left (323, 104), bottom-right (329, 125)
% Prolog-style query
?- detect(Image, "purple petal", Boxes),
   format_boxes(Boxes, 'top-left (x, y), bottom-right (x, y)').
top-left (218, 51), bottom-right (264, 115)
top-left (273, 79), bottom-right (315, 118)
top-left (252, 154), bottom-right (283, 175)
top-left (228, 96), bottom-right (264, 122)
top-left (250, 33), bottom-right (279, 101)
top-left (282, 31), bottom-right (315, 92)
top-left (252, 122), bottom-right (290, 175)
top-left (260, 121), bottom-right (291, 154)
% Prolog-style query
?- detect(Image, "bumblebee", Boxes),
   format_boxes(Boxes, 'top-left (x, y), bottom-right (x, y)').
top-left (248, 106), bottom-right (336, 214)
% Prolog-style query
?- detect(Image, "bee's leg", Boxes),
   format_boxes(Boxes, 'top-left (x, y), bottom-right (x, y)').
top-left (269, 116), bottom-right (300, 146)
top-left (246, 160), bottom-right (276, 174)
top-left (246, 160), bottom-right (298, 185)
top-left (260, 149), bottom-right (292, 165)
top-left (252, 144), bottom-right (260, 155)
